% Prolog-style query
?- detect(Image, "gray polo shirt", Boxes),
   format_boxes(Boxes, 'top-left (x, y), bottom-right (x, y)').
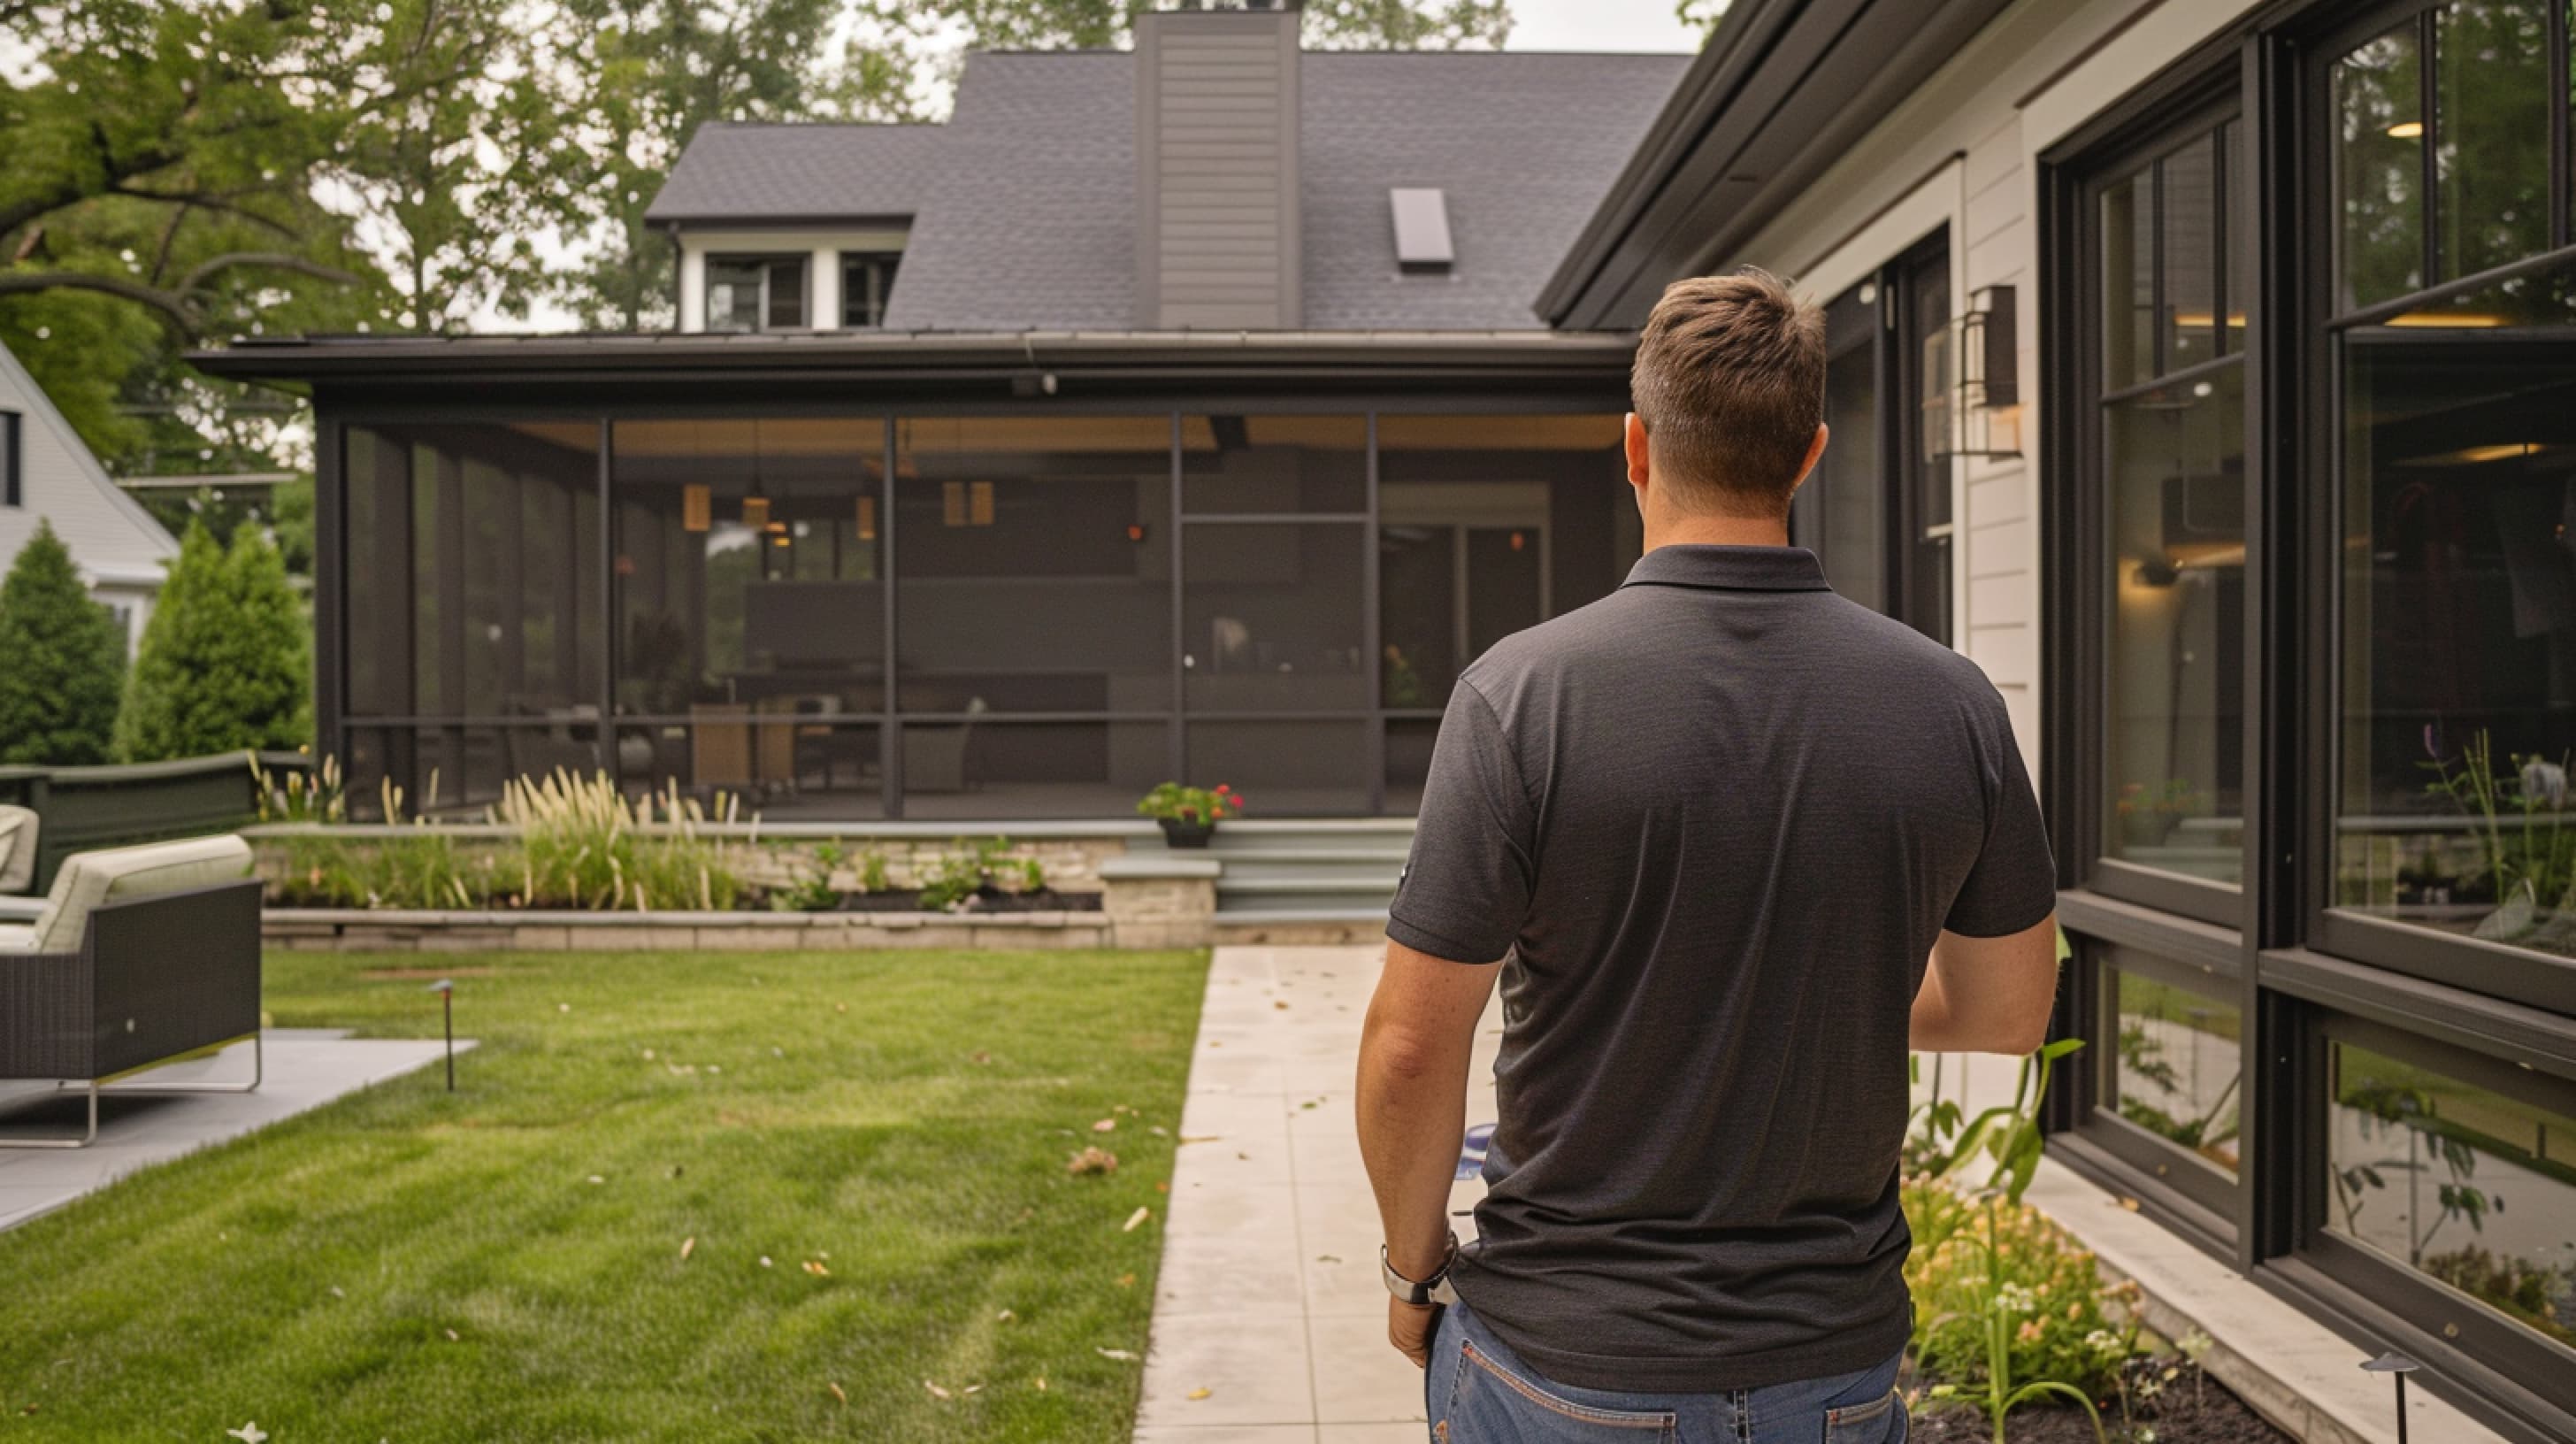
top-left (1388, 543), bottom-right (2056, 1394)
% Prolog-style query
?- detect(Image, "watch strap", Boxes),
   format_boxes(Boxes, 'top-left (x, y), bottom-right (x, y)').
top-left (1382, 1233), bottom-right (1459, 1306)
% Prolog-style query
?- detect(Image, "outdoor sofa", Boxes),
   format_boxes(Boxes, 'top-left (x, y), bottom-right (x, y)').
top-left (0, 834), bottom-right (264, 1148)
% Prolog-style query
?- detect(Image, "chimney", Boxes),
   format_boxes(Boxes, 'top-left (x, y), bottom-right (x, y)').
top-left (1135, 1), bottom-right (1301, 329)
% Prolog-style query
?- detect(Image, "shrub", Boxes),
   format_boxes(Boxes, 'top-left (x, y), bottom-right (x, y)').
top-left (1904, 1176), bottom-right (2143, 1406)
top-left (118, 520), bottom-right (310, 761)
top-left (494, 770), bottom-right (742, 911)
top-left (0, 519), bottom-right (126, 764)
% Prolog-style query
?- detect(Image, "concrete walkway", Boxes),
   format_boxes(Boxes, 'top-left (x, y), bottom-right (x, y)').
top-left (1136, 944), bottom-right (1500, 1443)
top-left (1138, 946), bottom-right (2511, 1444)
top-left (0, 1030), bottom-right (471, 1231)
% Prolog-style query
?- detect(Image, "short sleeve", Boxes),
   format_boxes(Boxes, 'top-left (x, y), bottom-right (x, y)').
top-left (1943, 704), bottom-right (2059, 938)
top-left (1386, 680), bottom-right (1536, 964)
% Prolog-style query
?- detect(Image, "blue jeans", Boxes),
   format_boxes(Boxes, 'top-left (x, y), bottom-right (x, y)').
top-left (1424, 1300), bottom-right (1907, 1443)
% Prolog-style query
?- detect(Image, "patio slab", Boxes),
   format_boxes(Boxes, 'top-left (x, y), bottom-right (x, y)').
top-left (0, 1032), bottom-right (472, 1231)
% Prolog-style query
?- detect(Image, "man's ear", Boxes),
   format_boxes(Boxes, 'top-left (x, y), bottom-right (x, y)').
top-left (1623, 412), bottom-right (1652, 495)
top-left (1785, 423), bottom-right (1829, 498)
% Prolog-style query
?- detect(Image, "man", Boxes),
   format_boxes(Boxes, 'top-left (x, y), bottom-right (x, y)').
top-left (1356, 269), bottom-right (2060, 1443)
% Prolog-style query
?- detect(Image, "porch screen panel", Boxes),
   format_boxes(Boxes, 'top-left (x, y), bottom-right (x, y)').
top-left (611, 419), bottom-right (886, 815)
top-left (893, 416), bottom-right (1174, 718)
top-left (341, 422), bottom-right (601, 813)
top-left (1373, 413), bottom-right (1625, 712)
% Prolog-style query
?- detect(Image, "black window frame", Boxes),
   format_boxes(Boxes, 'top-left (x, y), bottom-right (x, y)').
top-left (840, 250), bottom-right (902, 329)
top-left (2040, 8), bottom-right (2576, 1440)
top-left (2, 410), bottom-right (20, 508)
top-left (703, 254), bottom-right (809, 333)
top-left (1789, 228), bottom-right (1954, 644)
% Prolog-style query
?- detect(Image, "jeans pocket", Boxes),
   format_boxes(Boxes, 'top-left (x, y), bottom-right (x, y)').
top-left (1823, 1387), bottom-right (1905, 1443)
top-left (1443, 1340), bottom-right (1678, 1444)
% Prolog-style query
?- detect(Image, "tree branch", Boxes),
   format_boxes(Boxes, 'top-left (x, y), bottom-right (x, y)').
top-left (0, 271), bottom-right (198, 328)
top-left (173, 251), bottom-right (364, 298)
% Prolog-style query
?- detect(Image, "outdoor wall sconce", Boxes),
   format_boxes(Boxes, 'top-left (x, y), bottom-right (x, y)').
top-left (1924, 284), bottom-right (2021, 460)
top-left (740, 494), bottom-right (771, 530)
top-left (682, 484), bottom-right (712, 533)
top-left (857, 495), bottom-right (878, 542)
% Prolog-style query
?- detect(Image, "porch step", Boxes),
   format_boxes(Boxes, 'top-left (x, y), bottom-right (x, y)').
top-left (1136, 819), bottom-right (1414, 917)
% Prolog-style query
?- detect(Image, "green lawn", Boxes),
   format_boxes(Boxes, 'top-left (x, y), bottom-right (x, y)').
top-left (0, 948), bottom-right (1210, 1441)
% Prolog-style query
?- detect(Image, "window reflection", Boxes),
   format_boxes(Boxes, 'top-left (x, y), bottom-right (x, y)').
top-left (2334, 23), bottom-right (2426, 311)
top-left (2435, 2), bottom-right (2554, 283)
top-left (2109, 969), bottom-right (2241, 1176)
top-left (2097, 122), bottom-right (2247, 885)
top-left (2335, 311), bottom-right (2576, 956)
top-left (2328, 1041), bottom-right (2576, 1351)
top-left (1797, 285), bottom-right (1887, 611)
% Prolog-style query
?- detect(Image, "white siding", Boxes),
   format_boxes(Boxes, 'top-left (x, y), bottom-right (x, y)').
top-left (0, 340), bottom-right (179, 647)
top-left (1727, 0), bottom-right (2270, 777)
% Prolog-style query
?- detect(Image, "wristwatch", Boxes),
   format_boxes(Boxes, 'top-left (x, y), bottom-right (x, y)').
top-left (1382, 1232), bottom-right (1460, 1307)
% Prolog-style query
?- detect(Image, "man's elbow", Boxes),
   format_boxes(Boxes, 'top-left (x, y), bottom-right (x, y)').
top-left (1358, 1023), bottom-right (1452, 1087)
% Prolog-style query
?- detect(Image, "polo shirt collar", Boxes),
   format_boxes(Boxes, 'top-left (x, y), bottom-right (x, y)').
top-left (1621, 545), bottom-right (1831, 593)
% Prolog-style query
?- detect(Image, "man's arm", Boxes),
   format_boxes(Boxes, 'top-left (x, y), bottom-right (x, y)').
top-left (1356, 937), bottom-right (1502, 1366)
top-left (1910, 913), bottom-right (2061, 1055)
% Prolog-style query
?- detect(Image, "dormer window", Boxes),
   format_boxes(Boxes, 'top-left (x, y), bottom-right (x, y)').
top-left (841, 251), bottom-right (902, 328)
top-left (706, 255), bottom-right (808, 331)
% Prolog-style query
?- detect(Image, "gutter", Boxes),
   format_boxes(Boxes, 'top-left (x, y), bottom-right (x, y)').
top-left (185, 329), bottom-right (1640, 386)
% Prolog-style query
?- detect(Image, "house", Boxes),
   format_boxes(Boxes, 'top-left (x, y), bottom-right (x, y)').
top-left (195, 1), bottom-right (2576, 1434)
top-left (0, 338), bottom-right (178, 649)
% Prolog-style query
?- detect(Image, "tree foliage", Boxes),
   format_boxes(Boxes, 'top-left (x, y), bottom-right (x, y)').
top-left (0, 519), bottom-right (127, 765)
top-left (859, 0), bottom-right (1508, 53)
top-left (116, 518), bottom-right (310, 761)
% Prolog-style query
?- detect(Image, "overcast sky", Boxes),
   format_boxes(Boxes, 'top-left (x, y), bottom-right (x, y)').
top-left (1505, 0), bottom-right (1701, 53)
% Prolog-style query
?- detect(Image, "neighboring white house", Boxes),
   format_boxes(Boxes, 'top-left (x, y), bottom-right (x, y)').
top-left (0, 338), bottom-right (179, 651)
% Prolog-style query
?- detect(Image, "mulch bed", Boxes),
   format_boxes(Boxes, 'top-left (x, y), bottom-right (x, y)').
top-left (1910, 1358), bottom-right (2293, 1443)
top-left (829, 887), bottom-right (1102, 914)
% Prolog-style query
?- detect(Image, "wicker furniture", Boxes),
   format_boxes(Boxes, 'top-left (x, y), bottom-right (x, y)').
top-left (0, 805), bottom-right (38, 923)
top-left (0, 835), bottom-right (263, 1148)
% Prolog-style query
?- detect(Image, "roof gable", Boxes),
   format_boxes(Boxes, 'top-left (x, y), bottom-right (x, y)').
top-left (0, 340), bottom-right (180, 588)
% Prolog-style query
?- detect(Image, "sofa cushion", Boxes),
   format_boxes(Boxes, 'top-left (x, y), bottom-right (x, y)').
top-left (0, 804), bottom-right (35, 895)
top-left (0, 922), bottom-right (32, 953)
top-left (26, 834), bottom-right (257, 956)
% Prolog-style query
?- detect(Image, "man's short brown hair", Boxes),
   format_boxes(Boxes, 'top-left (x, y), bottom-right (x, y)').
top-left (1629, 268), bottom-right (1827, 518)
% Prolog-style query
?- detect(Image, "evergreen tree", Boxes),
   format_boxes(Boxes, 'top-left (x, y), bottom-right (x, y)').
top-left (0, 520), bottom-right (127, 765)
top-left (117, 520), bottom-right (312, 761)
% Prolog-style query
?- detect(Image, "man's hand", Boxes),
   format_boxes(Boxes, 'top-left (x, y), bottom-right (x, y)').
top-left (1389, 1297), bottom-right (1442, 1369)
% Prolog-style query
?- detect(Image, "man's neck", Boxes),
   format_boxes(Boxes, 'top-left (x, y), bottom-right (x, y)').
top-left (1641, 514), bottom-right (1792, 552)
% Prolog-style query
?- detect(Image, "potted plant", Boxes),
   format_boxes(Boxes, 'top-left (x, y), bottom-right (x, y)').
top-left (1138, 781), bottom-right (1242, 849)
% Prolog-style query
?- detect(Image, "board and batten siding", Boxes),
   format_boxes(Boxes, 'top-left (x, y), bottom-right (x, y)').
top-left (1134, 5), bottom-right (1301, 330)
top-left (0, 340), bottom-right (178, 650)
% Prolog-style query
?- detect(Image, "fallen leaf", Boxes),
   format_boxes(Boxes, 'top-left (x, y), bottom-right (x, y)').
top-left (970, 1050), bottom-right (992, 1064)
top-left (641, 1048), bottom-right (655, 1059)
top-left (1068, 1147), bottom-right (1118, 1176)
top-left (962, 1385), bottom-right (983, 1395)
top-left (587, 1175), bottom-right (605, 1186)
top-left (802, 1259), bottom-right (830, 1276)
top-left (330, 1285), bottom-right (346, 1298)
top-left (707, 1064), bottom-right (722, 1074)
top-left (558, 1003), bottom-right (571, 1013)
top-left (760, 1256), bottom-right (774, 1268)
top-left (1274, 1001), bottom-right (1290, 1010)
top-left (2120, 1197), bottom-right (2142, 1212)
top-left (227, 1424), bottom-right (268, 1444)
top-left (1116, 1272), bottom-right (1137, 1288)
top-left (1094, 1348), bottom-right (1140, 1363)
top-left (1034, 1378), bottom-right (1047, 1392)
top-left (1122, 1206), bottom-right (1151, 1233)
top-left (444, 1328), bottom-right (460, 1341)
top-left (1208, 1041), bottom-right (1222, 1048)
top-left (1092, 1118), bottom-right (1117, 1133)
top-left (1155, 1181), bottom-right (1169, 1194)
top-left (1316, 1254), bottom-right (1342, 1264)
top-left (1148, 1125), bottom-right (1169, 1137)
top-left (1179, 1135), bottom-right (1220, 1145)
top-left (828, 1382), bottom-right (847, 1405)
top-left (680, 1237), bottom-right (696, 1260)
top-left (1187, 1387), bottom-right (1213, 1401)
top-left (996, 1308), bottom-right (1016, 1322)
top-left (924, 1380), bottom-right (952, 1401)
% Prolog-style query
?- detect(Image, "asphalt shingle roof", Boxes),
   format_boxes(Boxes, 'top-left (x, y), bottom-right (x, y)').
top-left (646, 49), bottom-right (1690, 332)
